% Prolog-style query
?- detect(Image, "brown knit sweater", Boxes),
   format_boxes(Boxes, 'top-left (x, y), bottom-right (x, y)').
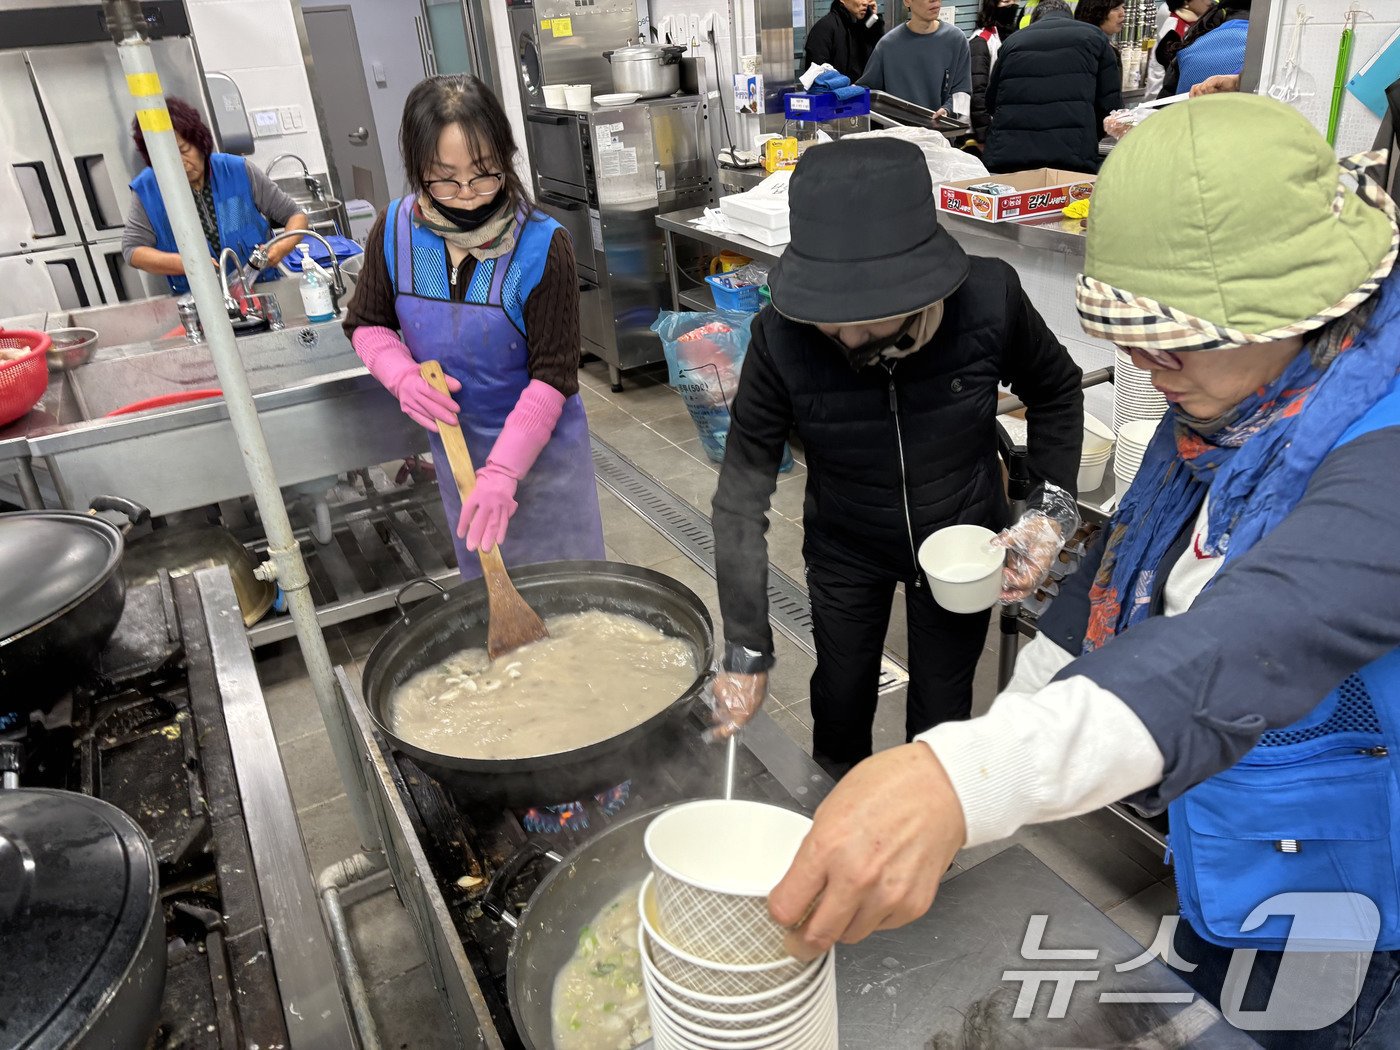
top-left (343, 210), bottom-right (582, 398)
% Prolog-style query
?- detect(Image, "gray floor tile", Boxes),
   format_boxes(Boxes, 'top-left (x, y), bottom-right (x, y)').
top-left (971, 644), bottom-right (1003, 718)
top-left (775, 695), bottom-right (814, 728)
top-left (767, 647), bottom-right (816, 708)
top-left (296, 792), bottom-right (362, 874)
top-left (872, 683), bottom-right (910, 753)
top-left (261, 671), bottom-right (328, 746)
top-left (602, 507), bottom-right (685, 568)
top-left (646, 409), bottom-right (706, 446)
top-left (766, 519), bottom-right (808, 580)
top-left (280, 729), bottom-right (350, 811)
top-left (366, 962), bottom-right (462, 1050)
top-left (1015, 817), bottom-right (1159, 913)
top-left (648, 555), bottom-right (720, 611)
top-left (581, 398), bottom-right (635, 433)
top-left (347, 887), bottom-right (431, 988)
top-left (677, 436), bottom-right (723, 471)
top-left (593, 419), bottom-right (672, 453)
top-left (1105, 879), bottom-right (1180, 949)
top-left (612, 383), bottom-right (685, 423)
top-left (770, 474), bottom-right (808, 524)
top-left (768, 704), bottom-right (814, 753)
top-left (662, 469), bottom-right (720, 515)
top-left (621, 441), bottom-right (711, 484)
top-left (1078, 807), bottom-right (1171, 881)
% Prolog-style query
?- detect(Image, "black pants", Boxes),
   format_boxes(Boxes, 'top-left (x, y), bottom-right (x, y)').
top-left (806, 552), bottom-right (990, 767)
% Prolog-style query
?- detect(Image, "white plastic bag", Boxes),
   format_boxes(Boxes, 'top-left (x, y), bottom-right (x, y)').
top-left (844, 126), bottom-right (989, 184)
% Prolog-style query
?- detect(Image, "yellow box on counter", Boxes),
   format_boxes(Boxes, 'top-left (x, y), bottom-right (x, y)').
top-left (938, 169), bottom-right (1096, 223)
top-left (761, 137), bottom-right (799, 174)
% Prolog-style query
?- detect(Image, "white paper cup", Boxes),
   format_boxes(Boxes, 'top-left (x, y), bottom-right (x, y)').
top-left (1077, 455), bottom-right (1110, 493)
top-left (645, 970), bottom-right (837, 1049)
top-left (564, 83), bottom-right (592, 108)
top-left (644, 961), bottom-right (835, 1043)
top-left (645, 800), bottom-right (811, 964)
top-left (542, 84), bottom-right (568, 107)
top-left (642, 931), bottom-right (831, 1014)
top-left (917, 524), bottom-right (1005, 614)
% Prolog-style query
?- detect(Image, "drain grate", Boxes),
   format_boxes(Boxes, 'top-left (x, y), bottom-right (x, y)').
top-left (591, 436), bottom-right (908, 693)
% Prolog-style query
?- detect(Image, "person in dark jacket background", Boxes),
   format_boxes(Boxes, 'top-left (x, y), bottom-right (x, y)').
top-left (805, 0), bottom-right (885, 81)
top-left (708, 139), bottom-right (1084, 779)
top-left (969, 0), bottom-right (1019, 148)
top-left (983, 0), bottom-right (1122, 173)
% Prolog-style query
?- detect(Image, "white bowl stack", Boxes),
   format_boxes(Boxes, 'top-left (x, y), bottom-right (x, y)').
top-left (1113, 418), bottom-right (1159, 495)
top-left (1078, 412), bottom-right (1115, 493)
top-left (1113, 348), bottom-right (1169, 435)
top-left (640, 800), bottom-right (837, 1050)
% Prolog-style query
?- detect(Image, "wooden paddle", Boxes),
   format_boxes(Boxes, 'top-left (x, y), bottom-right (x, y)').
top-left (420, 360), bottom-right (549, 659)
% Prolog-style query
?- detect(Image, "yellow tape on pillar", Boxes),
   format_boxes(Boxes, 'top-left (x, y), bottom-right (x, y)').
top-left (136, 108), bottom-right (173, 133)
top-left (125, 72), bottom-right (162, 97)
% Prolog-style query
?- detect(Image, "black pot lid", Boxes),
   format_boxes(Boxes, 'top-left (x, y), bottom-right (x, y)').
top-left (0, 788), bottom-right (159, 1047)
top-left (0, 512), bottom-right (122, 640)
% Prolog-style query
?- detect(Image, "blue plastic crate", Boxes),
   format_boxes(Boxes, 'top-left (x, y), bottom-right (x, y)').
top-left (783, 88), bottom-right (871, 122)
top-left (704, 272), bottom-right (763, 312)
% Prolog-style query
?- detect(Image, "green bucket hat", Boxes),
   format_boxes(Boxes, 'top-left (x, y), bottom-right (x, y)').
top-left (1077, 94), bottom-right (1398, 352)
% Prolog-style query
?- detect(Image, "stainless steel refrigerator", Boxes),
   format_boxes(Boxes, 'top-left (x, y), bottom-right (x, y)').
top-left (0, 1), bottom-right (210, 316)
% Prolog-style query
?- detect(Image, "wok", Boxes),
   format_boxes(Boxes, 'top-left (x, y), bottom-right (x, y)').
top-left (362, 561), bottom-right (715, 807)
top-left (0, 509), bottom-right (126, 719)
top-left (484, 805), bottom-right (669, 1050)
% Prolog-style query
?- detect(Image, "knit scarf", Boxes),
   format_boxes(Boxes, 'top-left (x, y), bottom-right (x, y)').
top-left (1082, 277), bottom-right (1400, 653)
top-left (414, 195), bottom-right (517, 261)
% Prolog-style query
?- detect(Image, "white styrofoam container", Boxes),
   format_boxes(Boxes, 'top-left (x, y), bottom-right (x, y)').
top-left (720, 192), bottom-right (790, 230)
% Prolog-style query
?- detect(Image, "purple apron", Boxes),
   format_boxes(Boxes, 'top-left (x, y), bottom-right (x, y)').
top-left (388, 197), bottom-right (604, 579)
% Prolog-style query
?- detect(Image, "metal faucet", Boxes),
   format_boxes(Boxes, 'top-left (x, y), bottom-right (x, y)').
top-left (266, 153), bottom-right (326, 202)
top-left (249, 228), bottom-right (347, 313)
top-left (217, 245), bottom-right (251, 313)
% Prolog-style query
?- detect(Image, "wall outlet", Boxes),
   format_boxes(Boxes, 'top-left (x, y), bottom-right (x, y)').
top-left (700, 11), bottom-right (717, 36)
top-left (687, 13), bottom-right (700, 44)
top-left (278, 106), bottom-right (295, 133)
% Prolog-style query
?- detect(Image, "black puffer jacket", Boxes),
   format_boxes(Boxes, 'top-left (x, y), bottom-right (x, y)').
top-left (804, 0), bottom-right (885, 81)
top-left (713, 257), bottom-right (1084, 663)
top-left (983, 11), bottom-right (1122, 174)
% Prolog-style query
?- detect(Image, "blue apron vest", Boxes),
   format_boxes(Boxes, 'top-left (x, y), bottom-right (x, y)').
top-left (1169, 375), bottom-right (1400, 951)
top-left (383, 196), bottom-right (604, 580)
top-left (131, 152), bottom-right (272, 295)
top-left (1175, 20), bottom-right (1250, 94)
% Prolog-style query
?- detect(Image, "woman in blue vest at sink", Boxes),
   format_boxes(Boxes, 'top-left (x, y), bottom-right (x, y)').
top-left (342, 75), bottom-right (603, 579)
top-left (754, 95), bottom-right (1400, 1048)
top-left (122, 96), bottom-right (309, 295)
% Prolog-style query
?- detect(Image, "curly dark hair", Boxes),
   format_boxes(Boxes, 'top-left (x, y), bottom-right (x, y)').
top-left (1075, 0), bottom-right (1126, 28)
top-left (130, 96), bottom-right (213, 168)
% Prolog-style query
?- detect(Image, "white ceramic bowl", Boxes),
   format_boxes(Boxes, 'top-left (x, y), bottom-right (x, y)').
top-left (917, 524), bottom-right (1005, 614)
top-left (542, 84), bottom-right (568, 107)
top-left (645, 800), bottom-right (811, 964)
top-left (641, 932), bottom-right (832, 1014)
top-left (564, 83), bottom-right (592, 108)
top-left (639, 876), bottom-right (813, 996)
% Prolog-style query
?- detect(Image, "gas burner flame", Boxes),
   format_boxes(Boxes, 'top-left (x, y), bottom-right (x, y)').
top-left (519, 781), bottom-right (633, 833)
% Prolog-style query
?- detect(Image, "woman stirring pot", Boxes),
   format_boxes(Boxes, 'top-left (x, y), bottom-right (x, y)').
top-left (345, 76), bottom-right (604, 577)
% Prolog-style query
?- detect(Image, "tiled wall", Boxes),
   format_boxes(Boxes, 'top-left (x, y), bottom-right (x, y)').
top-left (184, 0), bottom-right (329, 174)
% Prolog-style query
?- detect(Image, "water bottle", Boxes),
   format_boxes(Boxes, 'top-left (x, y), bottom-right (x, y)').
top-left (297, 244), bottom-right (335, 324)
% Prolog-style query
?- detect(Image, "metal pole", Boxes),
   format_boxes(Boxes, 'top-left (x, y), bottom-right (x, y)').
top-left (102, 1), bottom-right (379, 851)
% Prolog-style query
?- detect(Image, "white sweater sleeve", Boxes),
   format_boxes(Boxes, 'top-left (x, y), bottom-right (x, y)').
top-left (1003, 633), bottom-right (1076, 697)
top-left (916, 676), bottom-right (1165, 848)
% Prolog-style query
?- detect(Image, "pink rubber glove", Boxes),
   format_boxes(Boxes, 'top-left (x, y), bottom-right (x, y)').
top-left (351, 325), bottom-right (460, 432)
top-left (457, 380), bottom-right (566, 552)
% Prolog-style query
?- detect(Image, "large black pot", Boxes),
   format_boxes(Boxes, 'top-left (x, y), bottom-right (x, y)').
top-left (362, 561), bottom-right (715, 807)
top-left (490, 806), bottom-right (668, 1050)
top-left (0, 510), bottom-right (127, 720)
top-left (0, 788), bottom-right (166, 1049)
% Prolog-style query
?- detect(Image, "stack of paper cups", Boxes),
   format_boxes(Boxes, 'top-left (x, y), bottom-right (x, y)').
top-left (1078, 412), bottom-right (1115, 492)
top-left (1113, 418), bottom-right (1158, 496)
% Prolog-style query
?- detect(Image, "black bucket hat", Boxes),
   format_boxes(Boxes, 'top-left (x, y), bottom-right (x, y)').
top-left (767, 137), bottom-right (970, 325)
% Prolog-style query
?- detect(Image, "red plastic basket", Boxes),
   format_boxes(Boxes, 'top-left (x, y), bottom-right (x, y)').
top-left (106, 389), bottom-right (223, 417)
top-left (0, 329), bottom-right (51, 428)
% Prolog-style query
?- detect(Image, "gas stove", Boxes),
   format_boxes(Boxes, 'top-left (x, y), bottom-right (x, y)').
top-left (3, 569), bottom-right (355, 1050)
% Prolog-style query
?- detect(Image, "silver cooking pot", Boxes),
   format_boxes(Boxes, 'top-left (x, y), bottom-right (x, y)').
top-left (604, 44), bottom-right (685, 99)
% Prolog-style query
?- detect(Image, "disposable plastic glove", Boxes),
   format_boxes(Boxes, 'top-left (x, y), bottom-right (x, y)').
top-left (350, 325), bottom-right (460, 432)
top-left (710, 671), bottom-right (768, 739)
top-left (991, 483), bottom-right (1080, 604)
top-left (458, 466), bottom-right (518, 552)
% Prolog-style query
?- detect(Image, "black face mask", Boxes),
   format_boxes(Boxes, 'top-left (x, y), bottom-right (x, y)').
top-left (433, 194), bottom-right (507, 231)
top-left (825, 314), bottom-right (918, 369)
top-left (991, 4), bottom-right (1017, 28)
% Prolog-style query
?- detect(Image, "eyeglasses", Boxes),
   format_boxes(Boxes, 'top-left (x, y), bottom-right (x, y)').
top-left (425, 173), bottom-right (505, 201)
top-left (1120, 345), bottom-right (1184, 371)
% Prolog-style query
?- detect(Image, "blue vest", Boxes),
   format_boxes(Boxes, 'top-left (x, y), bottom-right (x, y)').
top-left (381, 197), bottom-right (557, 335)
top-left (1175, 20), bottom-right (1249, 94)
top-left (131, 152), bottom-right (272, 295)
top-left (1169, 376), bottom-right (1400, 951)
